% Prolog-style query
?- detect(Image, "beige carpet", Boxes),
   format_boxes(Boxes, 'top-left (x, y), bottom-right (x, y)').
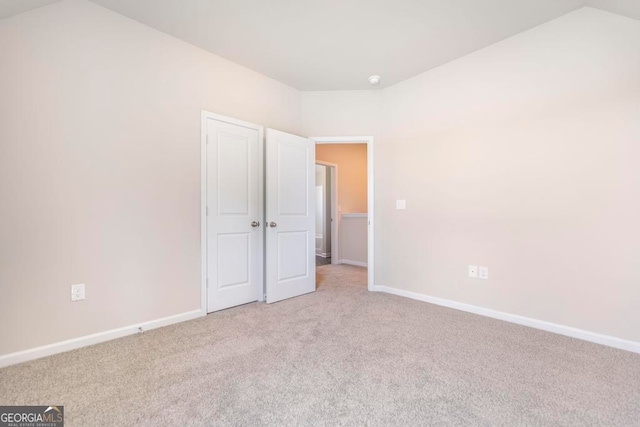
top-left (1, 264), bottom-right (639, 426)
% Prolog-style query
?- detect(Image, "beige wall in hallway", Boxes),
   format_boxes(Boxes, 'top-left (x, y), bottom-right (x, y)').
top-left (316, 144), bottom-right (368, 264)
top-left (0, 0), bottom-right (301, 356)
top-left (316, 144), bottom-right (368, 214)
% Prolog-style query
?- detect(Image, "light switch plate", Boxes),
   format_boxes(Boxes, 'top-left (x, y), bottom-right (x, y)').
top-left (396, 200), bottom-right (406, 210)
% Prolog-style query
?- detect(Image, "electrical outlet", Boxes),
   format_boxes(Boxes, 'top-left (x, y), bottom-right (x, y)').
top-left (71, 283), bottom-right (85, 301)
top-left (396, 200), bottom-right (406, 210)
top-left (468, 265), bottom-right (478, 278)
top-left (479, 266), bottom-right (489, 280)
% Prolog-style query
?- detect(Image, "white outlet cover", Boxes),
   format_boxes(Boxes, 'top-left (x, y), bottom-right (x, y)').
top-left (468, 265), bottom-right (478, 278)
top-left (479, 266), bottom-right (489, 280)
top-left (71, 283), bottom-right (85, 301)
top-left (396, 200), bottom-right (406, 210)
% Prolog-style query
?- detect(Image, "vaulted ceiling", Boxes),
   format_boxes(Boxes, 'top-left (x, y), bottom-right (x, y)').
top-left (2, 0), bottom-right (639, 90)
top-left (0, 0), bottom-right (59, 19)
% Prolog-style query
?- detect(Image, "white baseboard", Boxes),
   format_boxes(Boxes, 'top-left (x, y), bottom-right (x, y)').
top-left (374, 286), bottom-right (640, 354)
top-left (338, 259), bottom-right (367, 267)
top-left (0, 309), bottom-right (205, 368)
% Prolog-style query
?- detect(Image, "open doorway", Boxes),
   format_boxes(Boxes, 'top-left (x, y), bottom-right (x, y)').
top-left (311, 137), bottom-right (374, 291)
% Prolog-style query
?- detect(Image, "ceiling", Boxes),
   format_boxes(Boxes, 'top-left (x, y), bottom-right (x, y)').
top-left (2, 0), bottom-right (639, 90)
top-left (88, 0), bottom-right (587, 90)
top-left (588, 0), bottom-right (640, 21)
top-left (0, 0), bottom-right (59, 19)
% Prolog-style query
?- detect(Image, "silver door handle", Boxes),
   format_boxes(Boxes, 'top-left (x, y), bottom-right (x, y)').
top-left (251, 221), bottom-right (260, 228)
top-left (269, 222), bottom-right (277, 228)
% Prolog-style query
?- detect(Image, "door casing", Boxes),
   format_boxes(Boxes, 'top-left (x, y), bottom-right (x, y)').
top-left (201, 112), bottom-right (375, 311)
top-left (311, 136), bottom-right (375, 292)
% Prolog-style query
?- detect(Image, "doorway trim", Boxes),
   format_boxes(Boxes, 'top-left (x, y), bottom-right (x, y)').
top-left (201, 111), bottom-right (265, 313)
top-left (315, 160), bottom-right (338, 263)
top-left (310, 136), bottom-right (374, 291)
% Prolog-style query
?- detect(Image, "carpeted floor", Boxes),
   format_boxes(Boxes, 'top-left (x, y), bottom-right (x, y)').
top-left (1, 264), bottom-right (640, 426)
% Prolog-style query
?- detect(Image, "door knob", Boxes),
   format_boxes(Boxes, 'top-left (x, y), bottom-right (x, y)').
top-left (269, 222), bottom-right (277, 228)
top-left (251, 221), bottom-right (260, 228)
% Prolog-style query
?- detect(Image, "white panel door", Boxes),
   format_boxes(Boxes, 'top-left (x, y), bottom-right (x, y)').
top-left (206, 117), bottom-right (262, 312)
top-left (265, 129), bottom-right (315, 303)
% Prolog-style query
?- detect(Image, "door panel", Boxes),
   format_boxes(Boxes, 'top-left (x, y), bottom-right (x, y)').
top-left (206, 118), bottom-right (262, 312)
top-left (217, 233), bottom-right (250, 288)
top-left (278, 142), bottom-right (309, 215)
top-left (277, 231), bottom-right (308, 281)
top-left (217, 133), bottom-right (250, 215)
top-left (266, 129), bottom-right (315, 303)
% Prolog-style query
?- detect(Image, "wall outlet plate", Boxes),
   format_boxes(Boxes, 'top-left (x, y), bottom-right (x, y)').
top-left (479, 266), bottom-right (489, 280)
top-left (468, 265), bottom-right (478, 278)
top-left (396, 200), bottom-right (406, 210)
top-left (71, 283), bottom-right (85, 301)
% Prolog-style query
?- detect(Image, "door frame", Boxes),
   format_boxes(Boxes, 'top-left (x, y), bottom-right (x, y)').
top-left (315, 161), bottom-right (338, 263)
top-left (310, 136), bottom-right (374, 292)
top-left (201, 111), bottom-right (265, 313)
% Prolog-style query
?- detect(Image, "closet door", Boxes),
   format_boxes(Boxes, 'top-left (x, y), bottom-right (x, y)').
top-left (265, 129), bottom-right (316, 303)
top-left (205, 115), bottom-right (263, 312)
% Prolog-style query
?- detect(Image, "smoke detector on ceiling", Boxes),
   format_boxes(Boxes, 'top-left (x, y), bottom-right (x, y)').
top-left (368, 75), bottom-right (381, 85)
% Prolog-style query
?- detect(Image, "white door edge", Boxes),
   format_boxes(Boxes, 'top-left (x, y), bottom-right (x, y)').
top-left (315, 160), bottom-right (339, 263)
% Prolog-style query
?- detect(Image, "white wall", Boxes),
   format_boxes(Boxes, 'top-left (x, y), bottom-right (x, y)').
top-left (0, 0), bottom-right (301, 356)
top-left (302, 91), bottom-right (383, 138)
top-left (340, 215), bottom-right (368, 265)
top-left (302, 7), bottom-right (640, 343)
top-left (301, 90), bottom-right (383, 280)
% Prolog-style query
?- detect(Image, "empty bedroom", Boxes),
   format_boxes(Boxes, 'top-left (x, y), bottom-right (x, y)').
top-left (1, 0), bottom-right (639, 425)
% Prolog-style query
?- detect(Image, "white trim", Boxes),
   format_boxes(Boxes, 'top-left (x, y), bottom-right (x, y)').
top-left (315, 160), bottom-right (338, 263)
top-left (0, 309), bottom-right (205, 368)
top-left (338, 259), bottom-right (368, 268)
top-left (342, 213), bottom-right (367, 218)
top-left (200, 112), bottom-right (208, 312)
top-left (374, 286), bottom-right (640, 354)
top-left (201, 111), bottom-right (265, 312)
top-left (311, 136), bottom-right (374, 292)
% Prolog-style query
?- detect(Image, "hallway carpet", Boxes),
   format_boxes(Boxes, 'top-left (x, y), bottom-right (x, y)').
top-left (1, 265), bottom-right (639, 426)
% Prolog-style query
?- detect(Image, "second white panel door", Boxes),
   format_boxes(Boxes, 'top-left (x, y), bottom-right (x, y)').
top-left (265, 128), bottom-right (316, 303)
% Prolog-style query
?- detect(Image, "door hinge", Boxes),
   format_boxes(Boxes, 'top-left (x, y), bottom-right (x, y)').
top-left (206, 135), bottom-right (209, 144)
top-left (206, 278), bottom-right (209, 288)
top-left (206, 206), bottom-right (209, 216)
